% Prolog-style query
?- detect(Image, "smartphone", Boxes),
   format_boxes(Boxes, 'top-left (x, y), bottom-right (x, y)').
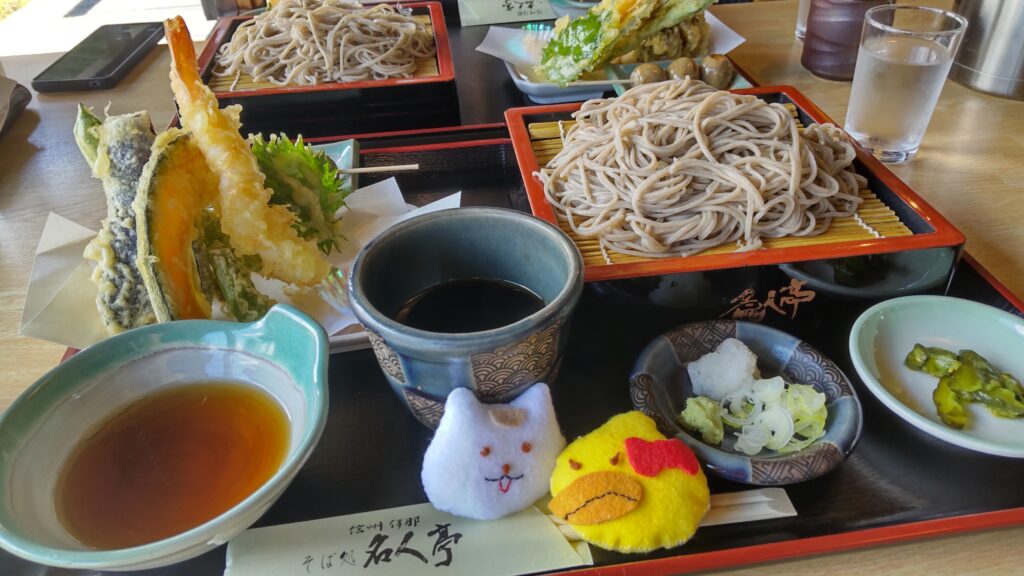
top-left (31, 22), bottom-right (164, 92)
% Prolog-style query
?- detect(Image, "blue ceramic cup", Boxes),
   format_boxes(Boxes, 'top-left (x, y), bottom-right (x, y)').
top-left (349, 207), bottom-right (583, 427)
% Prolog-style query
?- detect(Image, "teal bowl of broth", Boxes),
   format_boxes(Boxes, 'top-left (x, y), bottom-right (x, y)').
top-left (0, 305), bottom-right (328, 570)
top-left (349, 207), bottom-right (583, 427)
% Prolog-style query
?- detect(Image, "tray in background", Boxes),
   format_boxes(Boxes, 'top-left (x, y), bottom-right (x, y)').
top-left (206, 14), bottom-right (439, 94)
top-left (506, 86), bottom-right (966, 282)
top-left (195, 2), bottom-right (458, 137)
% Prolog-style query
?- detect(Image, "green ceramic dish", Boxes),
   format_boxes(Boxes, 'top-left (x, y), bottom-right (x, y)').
top-left (850, 296), bottom-right (1024, 458)
top-left (0, 305), bottom-right (329, 570)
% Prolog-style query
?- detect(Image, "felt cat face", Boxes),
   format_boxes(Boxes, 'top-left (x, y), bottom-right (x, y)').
top-left (421, 383), bottom-right (565, 520)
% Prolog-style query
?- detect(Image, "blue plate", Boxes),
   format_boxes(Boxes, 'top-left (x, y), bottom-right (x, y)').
top-left (630, 320), bottom-right (862, 485)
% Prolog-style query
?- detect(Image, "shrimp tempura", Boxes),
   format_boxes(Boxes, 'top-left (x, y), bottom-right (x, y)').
top-left (164, 16), bottom-right (330, 286)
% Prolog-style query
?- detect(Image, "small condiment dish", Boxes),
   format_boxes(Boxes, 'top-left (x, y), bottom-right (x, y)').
top-left (850, 295), bottom-right (1024, 458)
top-left (630, 320), bottom-right (862, 485)
top-left (0, 305), bottom-right (328, 570)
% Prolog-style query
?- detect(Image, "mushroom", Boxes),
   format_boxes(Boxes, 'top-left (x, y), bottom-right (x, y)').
top-left (700, 54), bottom-right (736, 89)
top-left (667, 57), bottom-right (699, 81)
top-left (630, 63), bottom-right (666, 86)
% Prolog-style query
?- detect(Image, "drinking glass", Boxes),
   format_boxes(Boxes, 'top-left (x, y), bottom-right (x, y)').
top-left (844, 5), bottom-right (968, 163)
top-left (796, 0), bottom-right (812, 39)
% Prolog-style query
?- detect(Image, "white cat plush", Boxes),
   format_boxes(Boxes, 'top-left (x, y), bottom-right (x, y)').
top-left (421, 383), bottom-right (565, 520)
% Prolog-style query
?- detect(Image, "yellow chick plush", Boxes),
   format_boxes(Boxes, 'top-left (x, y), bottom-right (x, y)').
top-left (549, 412), bottom-right (710, 553)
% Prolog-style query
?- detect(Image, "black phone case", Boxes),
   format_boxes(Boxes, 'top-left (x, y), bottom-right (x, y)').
top-left (30, 24), bottom-right (164, 93)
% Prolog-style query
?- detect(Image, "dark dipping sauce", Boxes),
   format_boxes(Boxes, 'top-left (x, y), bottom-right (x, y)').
top-left (392, 278), bottom-right (545, 333)
top-left (56, 382), bottom-right (289, 550)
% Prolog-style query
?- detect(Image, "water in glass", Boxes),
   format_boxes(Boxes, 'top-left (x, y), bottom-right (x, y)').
top-left (845, 35), bottom-right (953, 163)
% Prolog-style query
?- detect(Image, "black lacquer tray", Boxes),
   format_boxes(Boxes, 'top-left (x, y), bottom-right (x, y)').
top-left (6, 126), bottom-right (1024, 576)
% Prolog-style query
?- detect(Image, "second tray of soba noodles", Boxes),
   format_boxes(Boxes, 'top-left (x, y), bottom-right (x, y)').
top-left (506, 79), bottom-right (965, 282)
top-left (196, 0), bottom-right (454, 97)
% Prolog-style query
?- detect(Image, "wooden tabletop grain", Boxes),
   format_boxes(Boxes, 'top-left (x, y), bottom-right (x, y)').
top-left (0, 0), bottom-right (1022, 573)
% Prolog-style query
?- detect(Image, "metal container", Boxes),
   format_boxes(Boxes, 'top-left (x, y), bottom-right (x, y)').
top-left (950, 0), bottom-right (1024, 100)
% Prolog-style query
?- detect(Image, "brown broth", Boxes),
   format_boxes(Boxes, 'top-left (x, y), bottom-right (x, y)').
top-left (55, 381), bottom-right (289, 550)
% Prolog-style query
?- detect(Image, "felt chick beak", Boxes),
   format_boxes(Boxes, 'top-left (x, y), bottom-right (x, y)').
top-left (548, 436), bottom-right (698, 524)
top-left (549, 470), bottom-right (642, 524)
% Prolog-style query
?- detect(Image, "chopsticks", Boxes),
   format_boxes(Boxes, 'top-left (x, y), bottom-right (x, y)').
top-left (337, 163), bottom-right (420, 174)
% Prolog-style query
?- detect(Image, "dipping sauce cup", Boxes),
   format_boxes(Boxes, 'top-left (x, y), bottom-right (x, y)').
top-left (349, 207), bottom-right (583, 428)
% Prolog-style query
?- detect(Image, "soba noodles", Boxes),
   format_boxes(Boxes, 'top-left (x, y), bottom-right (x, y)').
top-left (213, 0), bottom-right (436, 87)
top-left (537, 79), bottom-right (867, 259)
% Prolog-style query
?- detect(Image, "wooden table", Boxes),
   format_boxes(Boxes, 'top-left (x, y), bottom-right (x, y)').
top-left (0, 0), bottom-right (1022, 573)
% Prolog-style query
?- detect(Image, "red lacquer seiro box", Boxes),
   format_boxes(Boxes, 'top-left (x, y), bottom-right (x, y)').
top-left (506, 86), bottom-right (966, 283)
top-left (195, 2), bottom-right (458, 136)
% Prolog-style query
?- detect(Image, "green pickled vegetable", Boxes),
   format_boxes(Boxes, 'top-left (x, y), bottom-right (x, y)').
top-left (956, 350), bottom-right (1024, 417)
top-left (910, 344), bottom-right (1024, 429)
top-left (905, 344), bottom-right (928, 370)
top-left (905, 344), bottom-right (961, 378)
top-left (679, 396), bottom-right (723, 445)
top-left (933, 378), bottom-right (968, 429)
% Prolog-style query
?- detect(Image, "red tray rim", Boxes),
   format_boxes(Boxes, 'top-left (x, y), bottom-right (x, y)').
top-left (196, 1), bottom-right (455, 99)
top-left (504, 86), bottom-right (967, 283)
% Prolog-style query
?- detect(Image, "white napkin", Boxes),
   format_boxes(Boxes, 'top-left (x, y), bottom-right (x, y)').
top-left (19, 179), bottom-right (461, 350)
top-left (226, 503), bottom-right (592, 576)
top-left (19, 214), bottom-right (109, 350)
top-left (702, 488), bottom-right (797, 526)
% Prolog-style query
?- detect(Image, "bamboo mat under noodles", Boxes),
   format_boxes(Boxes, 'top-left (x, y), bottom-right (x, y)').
top-left (207, 14), bottom-right (438, 93)
top-left (528, 105), bottom-right (912, 266)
